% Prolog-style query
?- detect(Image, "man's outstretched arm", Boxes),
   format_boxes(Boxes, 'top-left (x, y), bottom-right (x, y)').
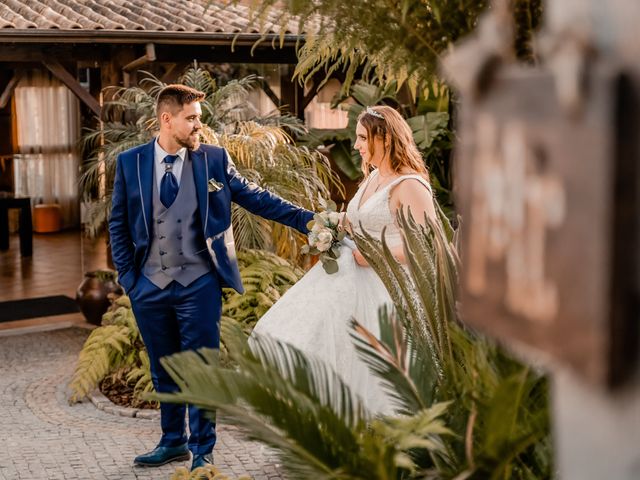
top-left (222, 149), bottom-right (314, 234)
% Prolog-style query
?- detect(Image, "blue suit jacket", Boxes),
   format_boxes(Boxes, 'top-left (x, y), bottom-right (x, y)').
top-left (108, 139), bottom-right (314, 294)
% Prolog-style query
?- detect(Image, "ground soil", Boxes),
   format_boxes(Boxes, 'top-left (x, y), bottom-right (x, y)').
top-left (99, 376), bottom-right (159, 410)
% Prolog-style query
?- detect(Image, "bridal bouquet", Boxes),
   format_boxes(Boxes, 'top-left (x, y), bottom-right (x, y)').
top-left (302, 199), bottom-right (346, 274)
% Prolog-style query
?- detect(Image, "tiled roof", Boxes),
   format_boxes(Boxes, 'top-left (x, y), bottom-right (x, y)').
top-left (0, 0), bottom-right (299, 35)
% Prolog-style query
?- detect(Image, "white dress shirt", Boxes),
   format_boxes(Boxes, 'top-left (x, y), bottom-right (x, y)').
top-left (154, 137), bottom-right (186, 192)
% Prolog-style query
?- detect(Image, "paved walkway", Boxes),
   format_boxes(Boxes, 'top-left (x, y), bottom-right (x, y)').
top-left (0, 327), bottom-right (284, 480)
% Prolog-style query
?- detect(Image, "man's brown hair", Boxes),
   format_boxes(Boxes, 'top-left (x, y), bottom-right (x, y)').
top-left (156, 84), bottom-right (206, 117)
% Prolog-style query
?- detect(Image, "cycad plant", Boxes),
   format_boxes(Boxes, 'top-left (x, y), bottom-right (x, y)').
top-left (80, 67), bottom-right (340, 263)
top-left (69, 295), bottom-right (154, 407)
top-left (151, 209), bottom-right (552, 479)
top-left (220, 248), bottom-right (305, 366)
top-left (69, 249), bottom-right (305, 406)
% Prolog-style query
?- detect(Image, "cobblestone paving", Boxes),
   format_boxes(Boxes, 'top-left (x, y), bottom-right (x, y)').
top-left (0, 327), bottom-right (284, 480)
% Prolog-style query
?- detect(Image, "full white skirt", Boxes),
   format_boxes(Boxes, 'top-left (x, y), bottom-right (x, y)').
top-left (251, 241), bottom-right (395, 415)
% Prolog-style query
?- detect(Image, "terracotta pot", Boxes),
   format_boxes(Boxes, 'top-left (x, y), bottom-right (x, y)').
top-left (75, 271), bottom-right (123, 326)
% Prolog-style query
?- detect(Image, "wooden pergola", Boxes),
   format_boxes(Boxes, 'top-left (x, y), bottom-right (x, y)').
top-left (0, 1), bottom-right (323, 116)
top-left (0, 0), bottom-right (331, 192)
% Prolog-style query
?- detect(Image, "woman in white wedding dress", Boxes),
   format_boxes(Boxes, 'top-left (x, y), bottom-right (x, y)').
top-left (251, 105), bottom-right (437, 414)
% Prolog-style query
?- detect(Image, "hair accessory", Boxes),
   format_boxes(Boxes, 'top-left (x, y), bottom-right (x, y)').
top-left (366, 107), bottom-right (385, 119)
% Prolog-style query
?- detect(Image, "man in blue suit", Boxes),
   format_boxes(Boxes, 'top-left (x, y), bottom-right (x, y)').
top-left (108, 84), bottom-right (314, 471)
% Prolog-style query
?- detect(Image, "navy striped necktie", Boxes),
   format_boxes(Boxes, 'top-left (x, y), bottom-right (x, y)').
top-left (160, 154), bottom-right (179, 208)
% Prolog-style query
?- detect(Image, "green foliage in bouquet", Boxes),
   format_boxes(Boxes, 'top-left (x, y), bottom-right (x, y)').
top-left (69, 295), bottom-right (154, 407)
top-left (150, 207), bottom-right (552, 479)
top-left (301, 199), bottom-right (345, 274)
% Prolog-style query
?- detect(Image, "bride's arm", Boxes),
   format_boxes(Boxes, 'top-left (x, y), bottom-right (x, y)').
top-left (353, 179), bottom-right (436, 266)
top-left (390, 178), bottom-right (437, 226)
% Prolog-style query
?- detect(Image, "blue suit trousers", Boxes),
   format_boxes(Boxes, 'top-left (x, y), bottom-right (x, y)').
top-left (128, 271), bottom-right (220, 455)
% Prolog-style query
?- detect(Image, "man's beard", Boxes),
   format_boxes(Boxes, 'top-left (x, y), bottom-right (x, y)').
top-left (174, 131), bottom-right (200, 150)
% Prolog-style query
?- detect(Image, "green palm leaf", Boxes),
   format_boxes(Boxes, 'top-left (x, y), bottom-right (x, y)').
top-left (143, 207), bottom-right (551, 478)
top-left (349, 210), bottom-right (551, 477)
top-left (349, 307), bottom-right (438, 415)
top-left (153, 319), bottom-right (401, 479)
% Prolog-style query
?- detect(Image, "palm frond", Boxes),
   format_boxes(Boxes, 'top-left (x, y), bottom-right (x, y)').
top-left (231, 204), bottom-right (272, 251)
top-left (349, 307), bottom-right (438, 416)
top-left (350, 210), bottom-right (551, 477)
top-left (355, 222), bottom-right (442, 374)
top-left (153, 319), bottom-right (401, 479)
top-left (241, 1), bottom-right (542, 97)
top-left (68, 296), bottom-right (153, 404)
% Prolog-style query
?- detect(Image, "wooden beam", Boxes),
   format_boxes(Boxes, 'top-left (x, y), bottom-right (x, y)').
top-left (42, 59), bottom-right (101, 117)
top-left (258, 78), bottom-right (281, 108)
top-left (0, 71), bottom-right (22, 109)
top-left (160, 63), bottom-right (178, 83)
top-left (280, 64), bottom-right (306, 120)
top-left (302, 78), bottom-right (317, 111)
top-left (0, 43), bottom-right (299, 65)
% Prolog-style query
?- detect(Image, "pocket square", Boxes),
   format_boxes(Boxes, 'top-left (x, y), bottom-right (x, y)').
top-left (208, 178), bottom-right (224, 192)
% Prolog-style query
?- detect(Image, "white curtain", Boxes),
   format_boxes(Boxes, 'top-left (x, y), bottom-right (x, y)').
top-left (13, 71), bottom-right (80, 228)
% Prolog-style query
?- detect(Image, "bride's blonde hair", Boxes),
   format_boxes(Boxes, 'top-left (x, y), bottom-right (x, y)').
top-left (357, 105), bottom-right (429, 181)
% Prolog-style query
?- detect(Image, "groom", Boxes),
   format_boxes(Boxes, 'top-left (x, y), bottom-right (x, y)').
top-left (108, 84), bottom-right (313, 470)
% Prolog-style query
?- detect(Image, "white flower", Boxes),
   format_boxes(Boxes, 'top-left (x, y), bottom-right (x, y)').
top-left (311, 222), bottom-right (324, 234)
top-left (328, 212), bottom-right (341, 226)
top-left (315, 229), bottom-right (333, 252)
top-left (318, 211), bottom-right (330, 224)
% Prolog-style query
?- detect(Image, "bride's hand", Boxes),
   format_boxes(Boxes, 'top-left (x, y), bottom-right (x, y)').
top-left (338, 212), bottom-right (353, 236)
top-left (353, 249), bottom-right (369, 267)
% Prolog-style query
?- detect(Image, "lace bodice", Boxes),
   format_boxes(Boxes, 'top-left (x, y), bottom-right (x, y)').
top-left (346, 171), bottom-right (432, 247)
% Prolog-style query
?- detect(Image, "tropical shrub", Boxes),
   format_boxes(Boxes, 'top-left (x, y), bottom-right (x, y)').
top-left (80, 66), bottom-right (340, 264)
top-left (152, 209), bottom-right (552, 479)
top-left (69, 250), bottom-right (304, 405)
top-left (240, 0), bottom-right (543, 215)
top-left (69, 295), bottom-right (154, 408)
top-left (220, 249), bottom-right (305, 366)
top-left (240, 0), bottom-right (543, 97)
top-left (222, 249), bottom-right (305, 333)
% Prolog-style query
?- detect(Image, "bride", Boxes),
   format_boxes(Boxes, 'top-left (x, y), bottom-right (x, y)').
top-left (251, 105), bottom-right (437, 414)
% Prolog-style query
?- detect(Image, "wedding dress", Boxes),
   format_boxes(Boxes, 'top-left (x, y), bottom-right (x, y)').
top-left (251, 171), bottom-right (432, 415)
